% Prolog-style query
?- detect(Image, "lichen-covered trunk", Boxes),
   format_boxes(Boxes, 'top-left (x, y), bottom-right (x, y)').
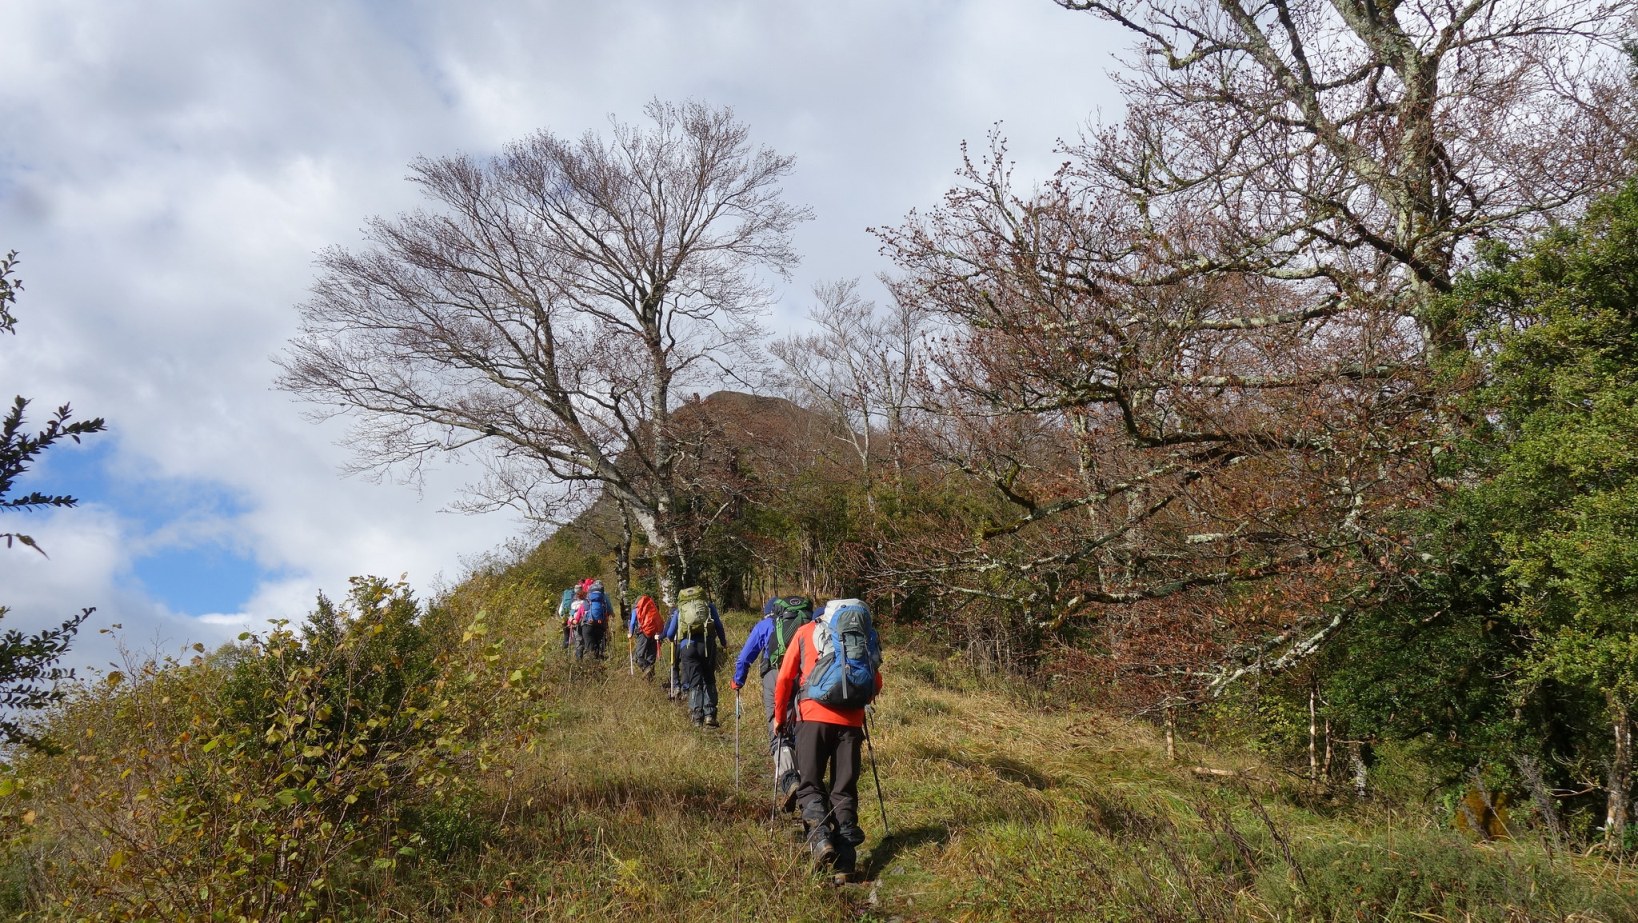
top-left (628, 503), bottom-right (681, 608)
top-left (1309, 681), bottom-right (1319, 783)
top-left (1350, 742), bottom-right (1369, 799)
top-left (625, 324), bottom-right (683, 607)
top-left (615, 500), bottom-right (633, 618)
top-left (1607, 698), bottom-right (1631, 848)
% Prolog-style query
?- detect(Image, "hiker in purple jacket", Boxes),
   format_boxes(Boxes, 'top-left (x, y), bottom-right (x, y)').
top-left (730, 595), bottom-right (815, 809)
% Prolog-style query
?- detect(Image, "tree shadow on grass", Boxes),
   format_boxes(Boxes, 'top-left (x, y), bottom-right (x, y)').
top-left (857, 824), bottom-right (951, 881)
top-left (914, 742), bottom-right (1055, 790)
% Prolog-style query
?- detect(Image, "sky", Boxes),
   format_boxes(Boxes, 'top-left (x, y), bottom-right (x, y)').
top-left (0, 0), bottom-right (1126, 675)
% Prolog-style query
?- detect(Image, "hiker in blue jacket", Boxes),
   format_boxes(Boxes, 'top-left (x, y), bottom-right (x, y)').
top-left (730, 595), bottom-right (815, 808)
top-left (577, 580), bottom-right (612, 660)
top-left (663, 586), bottom-right (729, 727)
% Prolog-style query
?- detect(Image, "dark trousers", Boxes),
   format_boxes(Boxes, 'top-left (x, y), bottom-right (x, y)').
top-left (679, 641), bottom-right (718, 721)
top-left (634, 634), bottom-right (658, 678)
top-left (576, 621), bottom-right (607, 660)
top-left (794, 720), bottom-right (863, 833)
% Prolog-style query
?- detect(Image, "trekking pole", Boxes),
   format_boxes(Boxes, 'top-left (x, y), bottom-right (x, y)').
top-left (628, 632), bottom-right (635, 677)
top-left (668, 640), bottom-right (678, 700)
top-left (734, 690), bottom-right (742, 792)
top-left (863, 709), bottom-right (890, 839)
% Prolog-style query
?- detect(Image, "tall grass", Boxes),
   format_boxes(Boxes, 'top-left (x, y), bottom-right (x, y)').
top-left (2, 595), bottom-right (1633, 921)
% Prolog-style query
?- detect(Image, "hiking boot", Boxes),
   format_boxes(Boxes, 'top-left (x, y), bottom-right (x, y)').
top-left (832, 839), bottom-right (857, 878)
top-left (704, 715), bottom-right (720, 728)
top-left (778, 773), bottom-right (801, 813)
top-left (837, 822), bottom-right (865, 846)
top-left (690, 713), bottom-right (704, 726)
top-left (806, 827), bottom-right (837, 869)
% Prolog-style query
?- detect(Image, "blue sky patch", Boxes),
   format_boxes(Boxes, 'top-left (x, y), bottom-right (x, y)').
top-left (131, 543), bottom-right (265, 616)
top-left (13, 436), bottom-right (273, 616)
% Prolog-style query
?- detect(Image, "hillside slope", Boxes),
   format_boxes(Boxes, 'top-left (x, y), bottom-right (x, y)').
top-left (354, 607), bottom-right (1638, 922)
top-left (6, 586), bottom-right (1636, 922)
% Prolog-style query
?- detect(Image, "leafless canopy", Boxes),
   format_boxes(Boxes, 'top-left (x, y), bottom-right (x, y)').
top-left (278, 100), bottom-right (811, 599)
top-left (870, 0), bottom-right (1634, 685)
top-left (770, 279), bottom-right (932, 482)
top-left (1063, 0), bottom-right (1634, 346)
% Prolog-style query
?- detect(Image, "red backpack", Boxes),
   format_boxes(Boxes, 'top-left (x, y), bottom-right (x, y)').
top-left (633, 595), bottom-right (663, 636)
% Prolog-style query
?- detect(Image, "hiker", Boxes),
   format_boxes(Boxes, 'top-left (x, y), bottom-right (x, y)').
top-left (627, 593), bottom-right (663, 680)
top-left (577, 580), bottom-right (611, 660)
top-left (567, 584), bottom-right (588, 653)
top-left (773, 597), bottom-right (883, 877)
top-left (662, 586), bottom-right (728, 727)
top-left (729, 594), bottom-right (815, 810)
top-left (557, 586), bottom-right (577, 652)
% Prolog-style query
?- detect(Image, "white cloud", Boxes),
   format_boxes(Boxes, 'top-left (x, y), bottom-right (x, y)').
top-left (0, 505), bottom-right (244, 673)
top-left (0, 0), bottom-right (1126, 675)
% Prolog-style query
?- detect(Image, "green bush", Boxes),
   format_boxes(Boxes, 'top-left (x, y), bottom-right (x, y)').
top-left (0, 576), bottom-right (545, 921)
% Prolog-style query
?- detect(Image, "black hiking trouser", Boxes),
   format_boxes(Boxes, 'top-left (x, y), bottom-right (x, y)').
top-left (793, 720), bottom-right (863, 836)
top-left (576, 621), bottom-right (607, 660)
top-left (633, 633), bottom-right (658, 678)
top-left (678, 639), bottom-right (718, 722)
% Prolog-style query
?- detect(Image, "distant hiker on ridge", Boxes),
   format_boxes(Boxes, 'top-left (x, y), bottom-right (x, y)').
top-left (773, 597), bottom-right (883, 879)
top-left (577, 579), bottom-right (612, 660)
top-left (557, 585), bottom-right (577, 653)
top-left (730, 594), bottom-right (815, 810)
top-left (627, 593), bottom-right (664, 681)
top-left (567, 584), bottom-right (588, 654)
top-left (663, 585), bottom-right (728, 727)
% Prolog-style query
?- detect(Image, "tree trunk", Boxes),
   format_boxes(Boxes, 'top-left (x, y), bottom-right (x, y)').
top-left (1322, 717), bottom-right (1333, 783)
top-left (1308, 680), bottom-right (1319, 783)
top-left (628, 504), bottom-right (681, 607)
top-left (1349, 742), bottom-right (1369, 799)
top-left (646, 355), bottom-right (683, 606)
top-left (615, 501), bottom-right (633, 618)
top-left (1607, 697), bottom-right (1631, 849)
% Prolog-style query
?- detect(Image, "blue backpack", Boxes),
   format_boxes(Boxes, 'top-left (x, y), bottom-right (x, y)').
top-left (584, 587), bottom-right (610, 623)
top-left (800, 599), bottom-right (881, 709)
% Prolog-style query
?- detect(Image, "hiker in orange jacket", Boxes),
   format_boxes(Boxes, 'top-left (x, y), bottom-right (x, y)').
top-left (773, 598), bottom-right (883, 876)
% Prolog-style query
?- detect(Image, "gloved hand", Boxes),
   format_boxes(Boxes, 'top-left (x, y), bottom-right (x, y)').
top-left (730, 680), bottom-right (741, 691)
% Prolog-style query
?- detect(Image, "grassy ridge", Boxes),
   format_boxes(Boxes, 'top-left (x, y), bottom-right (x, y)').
top-left (374, 606), bottom-right (1638, 921)
top-left (5, 592), bottom-right (1636, 921)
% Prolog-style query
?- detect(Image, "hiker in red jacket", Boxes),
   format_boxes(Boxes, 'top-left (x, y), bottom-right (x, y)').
top-left (626, 594), bottom-right (663, 680)
top-left (773, 598), bottom-right (883, 877)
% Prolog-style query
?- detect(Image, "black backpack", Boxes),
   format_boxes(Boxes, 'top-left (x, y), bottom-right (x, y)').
top-left (761, 595), bottom-right (815, 676)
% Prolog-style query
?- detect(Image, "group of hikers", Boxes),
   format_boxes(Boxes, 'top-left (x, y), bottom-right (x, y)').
top-left (555, 581), bottom-right (884, 878)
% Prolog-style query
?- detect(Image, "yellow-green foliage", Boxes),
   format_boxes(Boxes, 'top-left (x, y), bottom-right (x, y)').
top-left (0, 577), bottom-right (555, 922)
top-left (2, 576), bottom-right (1634, 921)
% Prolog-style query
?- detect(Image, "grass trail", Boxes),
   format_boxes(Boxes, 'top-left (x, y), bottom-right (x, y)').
top-left (367, 608), bottom-right (1638, 922)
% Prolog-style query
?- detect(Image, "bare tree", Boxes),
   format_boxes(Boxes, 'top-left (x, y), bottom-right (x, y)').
top-left (278, 100), bottom-right (812, 603)
top-left (770, 279), bottom-right (931, 494)
top-left (866, 0), bottom-right (1634, 685)
top-left (1057, 0), bottom-right (1635, 350)
top-left (880, 136), bottom-right (1419, 631)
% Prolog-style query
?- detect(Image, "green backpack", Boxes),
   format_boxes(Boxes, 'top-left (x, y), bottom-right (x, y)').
top-left (676, 586), bottom-right (712, 638)
top-left (762, 595), bottom-right (814, 675)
